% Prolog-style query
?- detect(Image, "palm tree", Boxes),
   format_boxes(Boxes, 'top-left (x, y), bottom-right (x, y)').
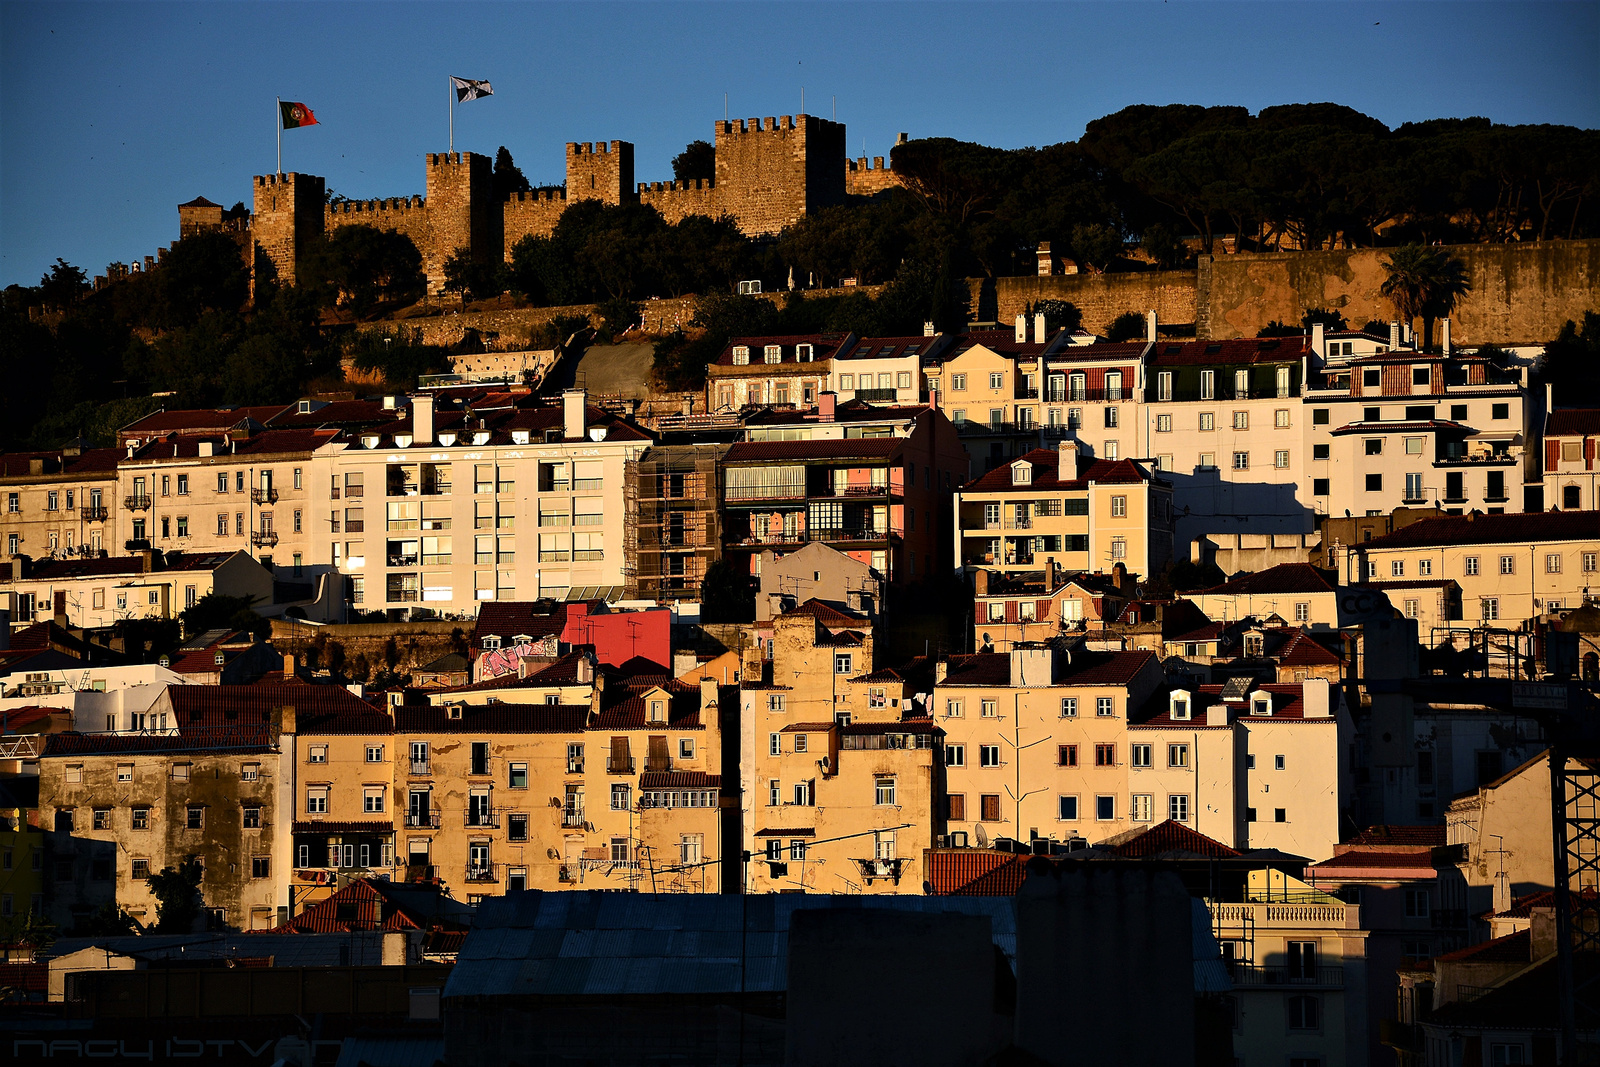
top-left (1380, 245), bottom-right (1472, 351)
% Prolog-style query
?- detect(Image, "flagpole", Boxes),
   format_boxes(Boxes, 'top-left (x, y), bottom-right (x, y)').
top-left (276, 97), bottom-right (281, 174)
top-left (448, 77), bottom-right (454, 154)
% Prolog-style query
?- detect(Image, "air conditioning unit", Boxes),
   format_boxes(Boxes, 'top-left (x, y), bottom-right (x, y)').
top-left (935, 834), bottom-right (950, 848)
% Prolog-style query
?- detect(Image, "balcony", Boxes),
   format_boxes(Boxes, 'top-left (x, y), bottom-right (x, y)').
top-left (954, 421), bottom-right (1036, 436)
top-left (1434, 452), bottom-right (1517, 467)
top-left (124, 538), bottom-right (151, 551)
top-left (345, 520), bottom-right (365, 533)
top-left (404, 811), bottom-right (441, 828)
top-left (464, 863), bottom-right (500, 884)
top-left (387, 554), bottom-right (419, 567)
top-left (853, 857), bottom-right (906, 884)
top-left (1228, 965), bottom-right (1344, 988)
top-left (124, 494), bottom-right (152, 511)
top-left (403, 862), bottom-right (439, 882)
top-left (464, 809), bottom-right (500, 829)
top-left (409, 759), bottom-right (430, 776)
top-left (853, 387), bottom-right (900, 402)
top-left (388, 589), bottom-right (420, 603)
top-left (252, 487), bottom-right (278, 505)
top-left (562, 809), bottom-right (586, 828)
top-left (251, 530), bottom-right (279, 548)
top-left (607, 757), bottom-right (635, 774)
top-left (82, 506), bottom-right (108, 523)
top-left (344, 485), bottom-right (364, 498)
top-left (646, 755), bottom-right (672, 773)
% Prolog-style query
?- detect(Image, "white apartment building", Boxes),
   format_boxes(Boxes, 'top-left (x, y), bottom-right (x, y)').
top-left (320, 391), bottom-right (650, 618)
top-left (1540, 406), bottom-right (1600, 511)
top-left (829, 334), bottom-right (951, 405)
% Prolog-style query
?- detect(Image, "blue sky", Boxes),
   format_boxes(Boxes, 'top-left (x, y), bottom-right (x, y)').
top-left (2, 1), bottom-right (1596, 288)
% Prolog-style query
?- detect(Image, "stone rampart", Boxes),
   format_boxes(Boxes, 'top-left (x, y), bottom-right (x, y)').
top-left (978, 271), bottom-right (1200, 334)
top-left (845, 156), bottom-right (900, 197)
top-left (638, 179), bottom-right (718, 224)
top-left (501, 189), bottom-right (568, 257)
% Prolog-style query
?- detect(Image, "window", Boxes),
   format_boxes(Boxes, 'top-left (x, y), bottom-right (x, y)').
top-left (1096, 696), bottom-right (1114, 717)
top-left (980, 699), bottom-right (997, 718)
top-left (1492, 403), bottom-right (1509, 420)
top-left (1401, 888), bottom-right (1432, 918)
top-left (1199, 411), bottom-right (1215, 432)
top-left (769, 732), bottom-right (781, 756)
top-left (470, 741), bottom-right (490, 775)
top-left (1365, 473), bottom-right (1383, 492)
top-left (947, 794), bottom-right (966, 821)
top-left (944, 699), bottom-right (962, 718)
top-left (1275, 807), bottom-right (1287, 822)
top-left (1391, 560), bottom-right (1406, 578)
top-left (1465, 556), bottom-right (1479, 576)
top-left (1167, 744), bottom-right (1189, 768)
top-left (1275, 450), bottom-right (1290, 469)
top-left (793, 733), bottom-right (808, 753)
top-left (946, 744), bottom-right (965, 767)
top-left (979, 745), bottom-right (1001, 768)
top-left (1156, 414), bottom-right (1172, 433)
top-left (1500, 555), bottom-right (1515, 575)
top-left (308, 745), bottom-right (327, 764)
top-left (1130, 744), bottom-right (1151, 768)
top-left (1289, 940), bottom-right (1318, 978)
top-left (1110, 495), bottom-right (1127, 518)
top-left (1058, 744), bottom-right (1078, 767)
top-left (1232, 452), bottom-right (1249, 471)
top-left (186, 806), bottom-right (204, 829)
top-left (131, 807), bottom-right (149, 830)
top-left (990, 372), bottom-right (1004, 391)
top-left (1058, 795), bottom-right (1079, 820)
top-left (306, 787), bottom-right (328, 814)
top-left (611, 783), bottom-right (631, 811)
top-left (951, 373), bottom-right (966, 391)
top-left (875, 777), bottom-right (897, 806)
top-left (1059, 697), bottom-right (1077, 718)
top-left (980, 794), bottom-right (1002, 821)
top-left (1199, 370), bottom-right (1214, 400)
top-left (1094, 743), bottom-right (1115, 766)
top-left (1130, 794), bottom-right (1153, 822)
top-left (1275, 408), bottom-right (1291, 428)
top-left (1157, 371), bottom-right (1173, 401)
top-left (834, 653), bottom-right (853, 675)
top-left (1095, 795), bottom-right (1115, 820)
top-left (91, 808), bottom-right (111, 830)
top-left (1288, 995), bottom-right (1320, 1030)
top-left (1168, 794), bottom-right (1189, 821)
top-left (1233, 410), bottom-right (1248, 430)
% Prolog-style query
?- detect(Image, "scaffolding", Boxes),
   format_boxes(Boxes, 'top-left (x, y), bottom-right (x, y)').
top-left (626, 445), bottom-right (729, 602)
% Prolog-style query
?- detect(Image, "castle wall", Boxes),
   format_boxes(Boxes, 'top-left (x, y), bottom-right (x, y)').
top-left (845, 157), bottom-right (901, 198)
top-left (501, 189), bottom-right (569, 258)
top-left (713, 115), bottom-right (844, 236)
top-left (978, 271), bottom-right (1200, 335)
top-left (638, 179), bottom-right (717, 224)
top-left (424, 151), bottom-right (496, 292)
top-left (251, 172), bottom-right (325, 287)
top-left (1202, 238), bottom-right (1600, 344)
top-left (566, 141), bottom-right (634, 206)
top-left (325, 196), bottom-right (433, 261)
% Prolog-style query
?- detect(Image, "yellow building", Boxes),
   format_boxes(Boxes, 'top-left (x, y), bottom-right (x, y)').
top-left (933, 646), bottom-right (1165, 847)
top-left (0, 445), bottom-right (121, 561)
top-left (741, 603), bottom-right (940, 894)
top-left (954, 449), bottom-right (1173, 580)
top-left (1354, 511), bottom-right (1600, 626)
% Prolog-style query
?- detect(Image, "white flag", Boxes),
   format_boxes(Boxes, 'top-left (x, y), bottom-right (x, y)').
top-left (451, 77), bottom-right (493, 103)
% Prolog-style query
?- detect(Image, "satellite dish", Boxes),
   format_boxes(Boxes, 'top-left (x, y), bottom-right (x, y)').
top-left (974, 823), bottom-right (990, 848)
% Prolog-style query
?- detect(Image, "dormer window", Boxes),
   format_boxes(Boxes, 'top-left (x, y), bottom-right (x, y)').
top-left (1250, 691), bottom-right (1272, 716)
top-left (649, 699), bottom-right (666, 723)
top-left (482, 635), bottom-right (502, 651)
top-left (473, 432), bottom-right (491, 446)
top-left (732, 346), bottom-right (750, 365)
top-left (512, 430), bottom-right (531, 445)
top-left (360, 435), bottom-right (380, 449)
top-left (394, 435), bottom-right (413, 448)
top-left (764, 345), bottom-right (782, 364)
top-left (447, 704), bottom-right (464, 720)
top-left (1011, 463), bottom-right (1032, 485)
top-left (438, 432), bottom-right (457, 446)
top-left (796, 344), bottom-right (814, 362)
top-left (1170, 691), bottom-right (1192, 721)
top-left (298, 400), bottom-right (312, 414)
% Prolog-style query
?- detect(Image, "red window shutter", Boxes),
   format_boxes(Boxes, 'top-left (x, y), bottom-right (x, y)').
top-left (1548, 440), bottom-right (1562, 470)
top-left (1587, 438), bottom-right (1596, 471)
top-left (1037, 600), bottom-right (1051, 619)
top-left (1005, 600), bottom-right (1019, 623)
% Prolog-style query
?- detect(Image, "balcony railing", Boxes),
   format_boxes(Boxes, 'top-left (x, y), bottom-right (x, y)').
top-left (853, 857), bottom-right (906, 884)
top-left (646, 755), bottom-right (672, 773)
top-left (853, 387), bottom-right (900, 402)
top-left (387, 554), bottom-right (419, 567)
top-left (403, 863), bottom-right (439, 882)
top-left (404, 811), bottom-right (441, 828)
top-left (1228, 965), bottom-right (1344, 988)
top-left (124, 494), bottom-right (152, 511)
top-left (252, 488), bottom-right (278, 505)
top-left (607, 757), bottom-right (635, 774)
top-left (344, 485), bottom-right (364, 498)
top-left (464, 863), bottom-right (500, 883)
top-left (562, 809), bottom-right (586, 828)
top-left (345, 520), bottom-right (365, 533)
top-left (464, 809), bottom-right (500, 829)
top-left (954, 421), bottom-right (1036, 436)
top-left (410, 760), bottom-right (430, 776)
top-left (82, 506), bottom-right (108, 523)
top-left (387, 589), bottom-right (420, 603)
top-left (251, 530), bottom-right (279, 547)
top-left (125, 538), bottom-right (151, 551)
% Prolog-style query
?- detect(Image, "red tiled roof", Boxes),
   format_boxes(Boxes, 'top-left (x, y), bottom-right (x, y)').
top-left (1309, 850), bottom-right (1439, 871)
top-left (714, 335), bottom-right (847, 367)
top-left (780, 598), bottom-right (869, 628)
top-left (1488, 889), bottom-right (1600, 918)
top-left (0, 447), bottom-right (121, 478)
top-left (0, 962), bottom-right (48, 996)
top-left (1108, 819), bottom-right (1240, 858)
top-left (1546, 410), bottom-right (1600, 437)
top-left (960, 449), bottom-right (1153, 493)
top-left (1360, 511), bottom-right (1600, 550)
top-left (1043, 341), bottom-right (1149, 364)
top-left (169, 683), bottom-right (389, 735)
top-left (837, 336), bottom-right (937, 361)
top-left (639, 771), bottom-right (721, 789)
top-left (42, 727), bottom-right (274, 757)
top-left (780, 722), bottom-right (838, 732)
top-left (723, 438), bottom-right (899, 464)
top-left (1276, 630), bottom-right (1342, 667)
top-left (839, 718), bottom-right (942, 736)
top-left (0, 705), bottom-right (65, 733)
top-left (125, 427), bottom-right (341, 461)
top-left (393, 704), bottom-right (589, 733)
top-left (1149, 336), bottom-right (1309, 367)
top-left (924, 849), bottom-right (1029, 896)
top-left (1197, 563), bottom-right (1337, 597)
top-left (1132, 682), bottom-right (1330, 728)
top-left (589, 687), bottom-right (704, 730)
top-left (939, 653), bottom-right (1011, 687)
top-left (1433, 928), bottom-right (1531, 964)
top-left (271, 876), bottom-right (471, 934)
top-left (1363, 579), bottom-right (1458, 591)
top-left (1346, 825), bottom-right (1447, 847)
top-left (937, 649), bottom-right (1155, 689)
top-left (1329, 420), bottom-right (1467, 436)
top-left (120, 405), bottom-right (292, 436)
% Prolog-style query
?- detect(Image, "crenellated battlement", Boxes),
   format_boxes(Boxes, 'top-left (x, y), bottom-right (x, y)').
top-left (506, 188), bottom-right (567, 204)
top-left (846, 156), bottom-right (890, 172)
top-left (425, 152), bottom-right (479, 167)
top-left (254, 172), bottom-right (316, 187)
top-left (639, 178), bottom-right (714, 193)
top-left (327, 195), bottom-right (427, 217)
top-left (566, 140), bottom-right (628, 157)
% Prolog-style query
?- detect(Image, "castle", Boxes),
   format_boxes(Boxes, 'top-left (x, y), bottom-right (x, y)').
top-left (204, 114), bottom-right (902, 294)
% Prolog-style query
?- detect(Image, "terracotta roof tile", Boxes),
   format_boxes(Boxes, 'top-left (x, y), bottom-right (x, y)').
top-left (960, 449), bottom-right (1153, 493)
top-left (923, 849), bottom-right (1030, 896)
top-left (1345, 825), bottom-right (1447, 848)
top-left (639, 771), bottom-right (721, 789)
top-left (1545, 410), bottom-right (1600, 437)
top-left (1108, 819), bottom-right (1240, 858)
top-left (1433, 928), bottom-right (1530, 964)
top-left (1149, 336), bottom-right (1309, 367)
top-left (1308, 850), bottom-right (1440, 870)
top-left (1197, 563), bottom-right (1337, 596)
top-left (1360, 511), bottom-right (1600, 550)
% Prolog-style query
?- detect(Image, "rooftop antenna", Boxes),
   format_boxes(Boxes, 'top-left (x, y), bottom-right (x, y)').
top-left (801, 86), bottom-right (805, 115)
top-left (833, 95), bottom-right (836, 121)
top-left (724, 93), bottom-right (728, 122)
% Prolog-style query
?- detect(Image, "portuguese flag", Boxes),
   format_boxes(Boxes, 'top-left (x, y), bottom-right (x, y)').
top-left (279, 101), bottom-right (318, 130)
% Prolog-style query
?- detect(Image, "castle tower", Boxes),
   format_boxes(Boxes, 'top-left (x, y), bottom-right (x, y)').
top-left (252, 172), bottom-right (326, 289)
top-left (565, 141), bottom-right (635, 207)
top-left (177, 196), bottom-right (224, 238)
top-left (424, 151), bottom-right (497, 293)
top-left (713, 114), bottom-right (846, 237)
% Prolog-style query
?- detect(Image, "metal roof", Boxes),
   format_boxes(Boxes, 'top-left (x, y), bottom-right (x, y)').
top-left (444, 890), bottom-right (1017, 999)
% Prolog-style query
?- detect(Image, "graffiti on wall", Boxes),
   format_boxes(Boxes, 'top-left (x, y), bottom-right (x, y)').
top-left (475, 635), bottom-right (560, 680)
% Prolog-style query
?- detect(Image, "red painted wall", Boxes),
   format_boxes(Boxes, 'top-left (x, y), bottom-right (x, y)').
top-left (562, 603), bottom-right (672, 671)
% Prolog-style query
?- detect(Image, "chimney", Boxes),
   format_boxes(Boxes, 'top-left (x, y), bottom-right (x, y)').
top-left (1389, 321), bottom-right (1401, 350)
top-left (53, 591), bottom-right (67, 628)
top-left (1111, 562), bottom-right (1129, 593)
top-left (137, 549), bottom-right (154, 573)
top-left (935, 659), bottom-right (948, 684)
top-left (974, 570), bottom-right (988, 596)
top-left (1530, 906), bottom-right (1557, 960)
top-left (1015, 314), bottom-right (1027, 344)
top-left (1204, 703), bottom-right (1228, 727)
top-left (1441, 319), bottom-right (1452, 356)
top-left (1058, 444), bottom-right (1075, 482)
top-left (588, 671), bottom-right (606, 719)
top-left (1036, 242), bottom-right (1053, 277)
top-left (923, 321), bottom-right (935, 337)
top-left (1302, 677), bottom-right (1331, 718)
top-left (818, 392), bottom-right (836, 422)
top-left (283, 652), bottom-right (296, 678)
top-left (896, 132), bottom-right (908, 145)
top-left (1311, 321), bottom-right (1325, 358)
top-left (1146, 310), bottom-right (1158, 343)
top-left (563, 389), bottom-right (586, 440)
top-left (8, 555), bottom-right (27, 580)
top-left (413, 394), bottom-right (435, 446)
top-left (699, 677), bottom-right (719, 717)
top-left (1034, 312), bottom-right (1047, 343)
top-left (277, 704), bottom-right (297, 735)
top-left (681, 395), bottom-right (693, 417)
top-left (28, 458), bottom-right (45, 476)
